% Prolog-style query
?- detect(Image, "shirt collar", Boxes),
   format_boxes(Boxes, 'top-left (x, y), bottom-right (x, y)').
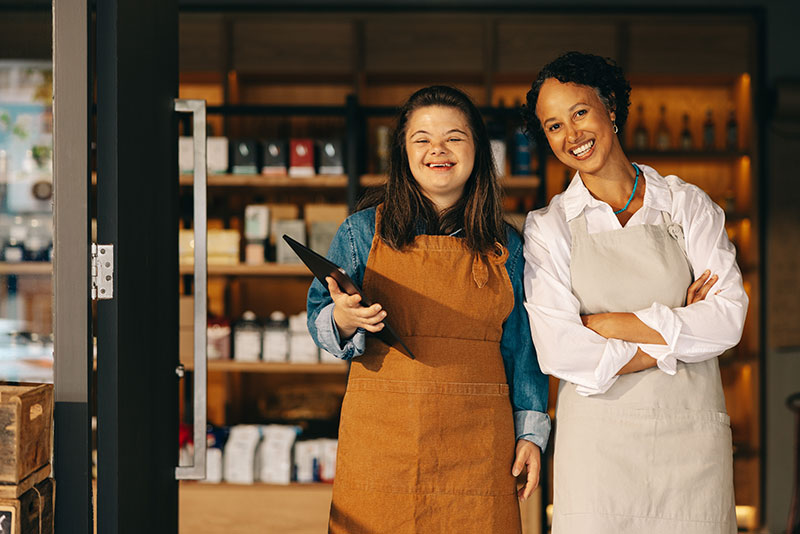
top-left (562, 162), bottom-right (672, 221)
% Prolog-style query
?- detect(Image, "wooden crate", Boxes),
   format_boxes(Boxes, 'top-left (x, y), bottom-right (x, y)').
top-left (0, 477), bottom-right (54, 534)
top-left (0, 384), bottom-right (53, 487)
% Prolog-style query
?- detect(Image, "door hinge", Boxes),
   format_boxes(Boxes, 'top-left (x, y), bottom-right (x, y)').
top-left (92, 243), bottom-right (114, 300)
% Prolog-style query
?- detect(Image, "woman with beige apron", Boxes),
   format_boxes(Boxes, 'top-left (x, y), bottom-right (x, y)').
top-left (520, 52), bottom-right (748, 533)
top-left (307, 86), bottom-right (551, 533)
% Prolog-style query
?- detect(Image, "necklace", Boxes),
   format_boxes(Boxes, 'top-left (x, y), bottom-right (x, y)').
top-left (614, 163), bottom-right (639, 215)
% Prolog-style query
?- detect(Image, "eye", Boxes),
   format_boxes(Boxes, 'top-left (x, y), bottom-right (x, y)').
top-left (413, 139), bottom-right (429, 144)
top-left (448, 137), bottom-right (463, 142)
top-left (575, 109), bottom-right (587, 118)
top-left (547, 123), bottom-right (561, 132)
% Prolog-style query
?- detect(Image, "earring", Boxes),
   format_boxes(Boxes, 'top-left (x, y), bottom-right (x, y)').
top-left (612, 122), bottom-right (619, 134)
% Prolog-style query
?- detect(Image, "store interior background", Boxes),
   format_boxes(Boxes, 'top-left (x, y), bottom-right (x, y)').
top-left (0, 0), bottom-right (799, 533)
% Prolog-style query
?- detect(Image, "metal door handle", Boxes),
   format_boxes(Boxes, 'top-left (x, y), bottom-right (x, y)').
top-left (174, 99), bottom-right (207, 480)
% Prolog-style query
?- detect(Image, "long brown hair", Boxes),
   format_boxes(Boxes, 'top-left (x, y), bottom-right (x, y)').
top-left (358, 85), bottom-right (506, 254)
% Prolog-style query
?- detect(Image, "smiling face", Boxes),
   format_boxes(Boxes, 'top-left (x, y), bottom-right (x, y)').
top-left (535, 78), bottom-right (618, 176)
top-left (405, 105), bottom-right (475, 211)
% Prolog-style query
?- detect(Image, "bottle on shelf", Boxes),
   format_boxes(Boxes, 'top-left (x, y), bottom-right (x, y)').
top-left (488, 99), bottom-right (507, 177)
top-left (633, 105), bottom-right (649, 151)
top-left (262, 311), bottom-right (290, 363)
top-left (703, 110), bottom-right (716, 150)
top-left (375, 125), bottom-right (390, 175)
top-left (511, 98), bottom-right (534, 176)
top-left (679, 113), bottom-right (693, 151)
top-left (232, 311), bottom-right (262, 362)
top-left (726, 110), bottom-right (739, 151)
top-left (655, 105), bottom-right (671, 151)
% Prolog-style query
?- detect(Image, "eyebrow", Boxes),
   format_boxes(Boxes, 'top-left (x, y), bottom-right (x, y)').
top-left (542, 102), bottom-right (589, 126)
top-left (409, 128), bottom-right (469, 137)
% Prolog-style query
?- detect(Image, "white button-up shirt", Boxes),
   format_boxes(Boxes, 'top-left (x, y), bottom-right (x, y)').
top-left (522, 163), bottom-right (749, 396)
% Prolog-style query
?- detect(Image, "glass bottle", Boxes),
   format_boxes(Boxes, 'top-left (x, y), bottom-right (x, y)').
top-left (679, 113), bottom-right (693, 151)
top-left (726, 110), bottom-right (739, 151)
top-left (655, 105), bottom-right (671, 151)
top-left (703, 110), bottom-right (716, 150)
top-left (633, 105), bottom-right (649, 151)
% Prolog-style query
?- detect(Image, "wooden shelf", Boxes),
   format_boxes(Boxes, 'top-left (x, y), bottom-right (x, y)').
top-left (625, 150), bottom-right (749, 161)
top-left (360, 174), bottom-right (541, 190)
top-left (179, 174), bottom-right (348, 187)
top-left (183, 360), bottom-right (348, 374)
top-left (0, 262), bottom-right (52, 275)
top-left (179, 263), bottom-right (311, 276)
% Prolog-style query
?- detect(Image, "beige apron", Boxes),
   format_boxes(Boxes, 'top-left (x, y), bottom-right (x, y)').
top-left (328, 210), bottom-right (522, 533)
top-left (553, 211), bottom-right (736, 534)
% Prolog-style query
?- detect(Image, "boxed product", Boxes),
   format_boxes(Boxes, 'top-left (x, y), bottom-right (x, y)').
top-left (207, 137), bottom-right (229, 174)
top-left (0, 383), bottom-right (53, 489)
top-left (223, 425), bottom-right (261, 484)
top-left (207, 229), bottom-right (240, 265)
top-left (288, 311), bottom-right (319, 364)
top-left (317, 139), bottom-right (344, 175)
top-left (288, 139), bottom-right (315, 178)
top-left (293, 440), bottom-right (322, 483)
top-left (262, 311), bottom-right (290, 363)
top-left (274, 219), bottom-right (305, 265)
top-left (261, 140), bottom-right (288, 176)
top-left (231, 139), bottom-right (259, 174)
top-left (304, 203), bottom-right (347, 255)
top-left (256, 425), bottom-right (300, 485)
top-left (318, 438), bottom-right (338, 482)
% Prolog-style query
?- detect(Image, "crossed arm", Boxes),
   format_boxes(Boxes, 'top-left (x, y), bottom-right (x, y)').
top-left (581, 270), bottom-right (718, 375)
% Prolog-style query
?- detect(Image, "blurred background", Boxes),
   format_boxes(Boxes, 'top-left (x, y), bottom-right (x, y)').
top-left (0, 0), bottom-right (798, 533)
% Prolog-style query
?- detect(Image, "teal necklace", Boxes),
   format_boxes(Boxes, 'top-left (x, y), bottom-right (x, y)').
top-left (614, 163), bottom-right (640, 215)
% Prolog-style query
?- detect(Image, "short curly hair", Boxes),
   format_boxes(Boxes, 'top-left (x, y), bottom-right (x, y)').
top-left (521, 51), bottom-right (631, 146)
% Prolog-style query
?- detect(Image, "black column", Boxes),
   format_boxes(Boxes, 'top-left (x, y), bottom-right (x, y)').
top-left (96, 0), bottom-right (179, 532)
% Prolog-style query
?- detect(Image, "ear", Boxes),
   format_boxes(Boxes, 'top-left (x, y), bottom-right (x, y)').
top-left (609, 110), bottom-right (617, 123)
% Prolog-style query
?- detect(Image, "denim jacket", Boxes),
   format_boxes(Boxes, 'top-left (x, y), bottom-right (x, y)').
top-left (307, 206), bottom-right (551, 451)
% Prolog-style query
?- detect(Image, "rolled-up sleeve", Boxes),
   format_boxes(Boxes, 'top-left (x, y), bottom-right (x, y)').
top-left (633, 188), bottom-right (748, 372)
top-left (501, 231), bottom-right (551, 451)
top-left (523, 210), bottom-right (639, 396)
top-left (306, 218), bottom-right (368, 360)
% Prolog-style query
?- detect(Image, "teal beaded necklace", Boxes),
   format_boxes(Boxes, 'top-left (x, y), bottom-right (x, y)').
top-left (614, 163), bottom-right (640, 215)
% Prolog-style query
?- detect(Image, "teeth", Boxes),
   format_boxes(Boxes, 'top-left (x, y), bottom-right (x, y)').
top-left (428, 163), bottom-right (453, 168)
top-left (572, 140), bottom-right (594, 157)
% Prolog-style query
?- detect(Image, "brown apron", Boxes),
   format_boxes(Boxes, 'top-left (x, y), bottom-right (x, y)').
top-left (329, 211), bottom-right (522, 534)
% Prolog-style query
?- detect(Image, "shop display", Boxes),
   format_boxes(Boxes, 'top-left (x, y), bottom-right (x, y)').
top-left (288, 139), bottom-right (315, 178)
top-left (655, 104), bottom-right (671, 151)
top-left (726, 111), bottom-right (739, 150)
top-left (262, 311), bottom-right (289, 363)
top-left (222, 425), bottom-right (261, 484)
top-left (703, 110), bottom-right (716, 150)
top-left (261, 139), bottom-right (288, 175)
top-left (679, 113), bottom-right (693, 150)
top-left (317, 139), bottom-right (344, 175)
top-left (257, 425), bottom-right (300, 485)
top-left (232, 311), bottom-right (262, 362)
top-left (633, 105), bottom-right (649, 151)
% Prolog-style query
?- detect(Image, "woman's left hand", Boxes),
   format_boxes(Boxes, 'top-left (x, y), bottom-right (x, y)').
top-left (512, 439), bottom-right (541, 501)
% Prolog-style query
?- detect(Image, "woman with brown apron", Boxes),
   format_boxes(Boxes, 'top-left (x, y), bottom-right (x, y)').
top-left (521, 53), bottom-right (749, 533)
top-left (307, 86), bottom-right (551, 533)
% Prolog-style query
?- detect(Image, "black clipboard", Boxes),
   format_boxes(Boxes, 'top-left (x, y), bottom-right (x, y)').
top-left (282, 234), bottom-right (416, 359)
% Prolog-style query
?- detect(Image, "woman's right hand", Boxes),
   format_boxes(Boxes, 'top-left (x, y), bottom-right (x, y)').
top-left (686, 269), bottom-right (719, 305)
top-left (327, 276), bottom-right (386, 340)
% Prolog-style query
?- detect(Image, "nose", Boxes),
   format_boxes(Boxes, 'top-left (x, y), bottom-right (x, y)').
top-left (565, 122), bottom-right (582, 143)
top-left (429, 140), bottom-right (447, 155)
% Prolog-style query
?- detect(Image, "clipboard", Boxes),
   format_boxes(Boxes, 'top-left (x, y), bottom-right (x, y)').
top-left (282, 234), bottom-right (416, 359)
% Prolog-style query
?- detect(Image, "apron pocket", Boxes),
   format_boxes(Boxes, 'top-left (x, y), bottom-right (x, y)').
top-left (337, 378), bottom-right (516, 496)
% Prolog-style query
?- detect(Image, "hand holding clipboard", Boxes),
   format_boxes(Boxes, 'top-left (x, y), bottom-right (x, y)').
top-left (282, 235), bottom-right (416, 359)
